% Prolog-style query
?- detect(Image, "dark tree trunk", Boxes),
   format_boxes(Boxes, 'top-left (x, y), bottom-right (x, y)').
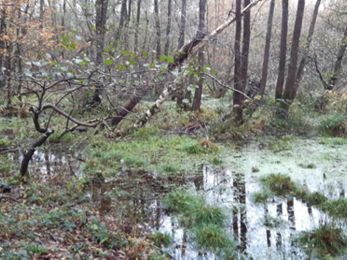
top-left (164, 0), bottom-right (172, 56)
top-left (282, 0), bottom-right (305, 104)
top-left (232, 0), bottom-right (243, 123)
top-left (115, 0), bottom-right (127, 41)
top-left (142, 10), bottom-right (149, 51)
top-left (134, 0), bottom-right (141, 51)
top-left (20, 130), bottom-right (55, 182)
top-left (259, 0), bottom-right (275, 97)
top-left (154, 0), bottom-right (161, 59)
top-left (192, 0), bottom-right (207, 111)
top-left (296, 0), bottom-right (321, 87)
top-left (329, 25), bottom-right (347, 88)
top-left (93, 0), bottom-right (108, 104)
top-left (62, 0), bottom-right (66, 30)
top-left (177, 0), bottom-right (187, 50)
top-left (240, 0), bottom-right (251, 96)
top-left (111, 96), bottom-right (142, 126)
top-left (95, 0), bottom-right (108, 64)
top-left (275, 0), bottom-right (288, 100)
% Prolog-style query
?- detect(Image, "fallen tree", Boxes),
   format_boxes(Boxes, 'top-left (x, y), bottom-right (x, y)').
top-left (113, 0), bottom-right (263, 131)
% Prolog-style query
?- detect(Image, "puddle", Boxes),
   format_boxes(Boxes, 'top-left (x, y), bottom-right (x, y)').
top-left (15, 138), bottom-right (347, 259)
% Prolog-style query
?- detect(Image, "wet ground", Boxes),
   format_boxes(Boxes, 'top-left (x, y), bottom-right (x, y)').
top-left (11, 138), bottom-right (347, 259)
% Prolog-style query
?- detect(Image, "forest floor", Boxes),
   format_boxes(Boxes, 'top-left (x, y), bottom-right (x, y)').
top-left (1, 96), bottom-right (347, 259)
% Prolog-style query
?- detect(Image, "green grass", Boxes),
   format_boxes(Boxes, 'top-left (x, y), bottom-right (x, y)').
top-left (261, 174), bottom-right (296, 196)
top-left (297, 223), bottom-right (347, 257)
top-left (193, 224), bottom-right (235, 249)
top-left (164, 191), bottom-right (205, 214)
top-left (151, 231), bottom-right (172, 247)
top-left (320, 198), bottom-right (347, 218)
top-left (251, 189), bottom-right (273, 204)
top-left (193, 205), bottom-right (225, 226)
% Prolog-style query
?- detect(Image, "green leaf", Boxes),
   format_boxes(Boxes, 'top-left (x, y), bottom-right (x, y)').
top-left (160, 55), bottom-right (167, 61)
top-left (109, 25), bottom-right (115, 29)
top-left (121, 50), bottom-right (129, 55)
top-left (90, 224), bottom-right (98, 230)
top-left (71, 30), bottom-right (77, 34)
top-left (91, 26), bottom-right (96, 31)
top-left (50, 61), bottom-right (56, 66)
top-left (134, 80), bottom-right (140, 86)
top-left (117, 65), bottom-right (123, 71)
top-left (167, 56), bottom-right (174, 63)
top-left (212, 70), bottom-right (217, 76)
top-left (109, 43), bottom-right (113, 48)
top-left (104, 59), bottom-right (114, 65)
top-left (100, 237), bottom-right (109, 244)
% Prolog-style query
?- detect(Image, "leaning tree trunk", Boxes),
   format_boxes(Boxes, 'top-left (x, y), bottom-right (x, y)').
top-left (131, 0), bottom-right (262, 130)
top-left (295, 0), bottom-right (321, 87)
top-left (20, 130), bottom-right (54, 182)
top-left (275, 0), bottom-right (288, 100)
top-left (329, 25), bottom-right (347, 88)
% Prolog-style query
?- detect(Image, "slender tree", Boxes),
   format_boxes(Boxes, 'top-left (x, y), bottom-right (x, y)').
top-left (232, 0), bottom-right (243, 123)
top-left (134, 0), bottom-right (142, 51)
top-left (192, 0), bottom-right (207, 111)
top-left (177, 0), bottom-right (186, 50)
top-left (154, 0), bottom-right (161, 59)
top-left (164, 0), bottom-right (172, 56)
top-left (275, 0), bottom-right (288, 100)
top-left (296, 0), bottom-right (321, 87)
top-left (259, 0), bottom-right (275, 97)
top-left (281, 0), bottom-right (305, 110)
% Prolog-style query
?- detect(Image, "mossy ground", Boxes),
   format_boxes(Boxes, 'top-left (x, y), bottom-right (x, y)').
top-left (2, 95), bottom-right (347, 258)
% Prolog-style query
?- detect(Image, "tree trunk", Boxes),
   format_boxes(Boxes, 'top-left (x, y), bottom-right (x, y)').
top-left (259, 0), bottom-right (275, 97)
top-left (154, 0), bottom-right (161, 59)
top-left (232, 0), bottom-right (243, 123)
top-left (282, 0), bottom-right (305, 105)
top-left (118, 0), bottom-right (262, 131)
top-left (177, 0), bottom-right (187, 50)
top-left (115, 0), bottom-right (127, 42)
top-left (142, 10), bottom-right (149, 51)
top-left (295, 0), bottom-right (321, 87)
top-left (275, 0), bottom-right (288, 100)
top-left (192, 0), bottom-right (207, 111)
top-left (134, 0), bottom-right (141, 51)
top-left (111, 96), bottom-right (142, 126)
top-left (329, 25), bottom-right (347, 88)
top-left (164, 0), bottom-right (172, 56)
top-left (95, 0), bottom-right (108, 64)
top-left (20, 130), bottom-right (55, 182)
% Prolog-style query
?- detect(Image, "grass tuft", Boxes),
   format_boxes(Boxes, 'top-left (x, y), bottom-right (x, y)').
top-left (261, 174), bottom-right (296, 196)
top-left (297, 223), bottom-right (347, 256)
top-left (193, 224), bottom-right (235, 249)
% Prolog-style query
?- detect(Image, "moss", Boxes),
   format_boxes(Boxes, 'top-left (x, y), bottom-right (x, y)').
top-left (261, 174), bottom-right (296, 196)
top-left (0, 139), bottom-right (12, 147)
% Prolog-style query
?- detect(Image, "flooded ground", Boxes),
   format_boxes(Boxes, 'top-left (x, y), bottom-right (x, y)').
top-left (12, 137), bottom-right (347, 259)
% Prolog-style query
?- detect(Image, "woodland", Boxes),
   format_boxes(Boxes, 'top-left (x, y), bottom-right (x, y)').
top-left (0, 0), bottom-right (347, 259)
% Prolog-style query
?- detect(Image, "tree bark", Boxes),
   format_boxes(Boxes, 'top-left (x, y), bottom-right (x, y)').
top-left (259, 0), bottom-right (275, 97)
top-left (177, 0), bottom-right (187, 50)
top-left (115, 0), bottom-right (127, 42)
top-left (282, 0), bottom-right (305, 104)
top-left (111, 95), bottom-right (142, 126)
top-left (295, 0), bottom-right (321, 87)
top-left (134, 0), bottom-right (141, 51)
top-left (164, 0), bottom-right (172, 56)
top-left (116, 0), bottom-right (262, 131)
top-left (232, 0), bottom-right (243, 123)
top-left (154, 0), bottom-right (161, 59)
top-left (192, 0), bottom-right (207, 111)
top-left (20, 130), bottom-right (55, 181)
top-left (329, 25), bottom-right (347, 88)
top-left (95, 0), bottom-right (108, 64)
top-left (275, 0), bottom-right (288, 100)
